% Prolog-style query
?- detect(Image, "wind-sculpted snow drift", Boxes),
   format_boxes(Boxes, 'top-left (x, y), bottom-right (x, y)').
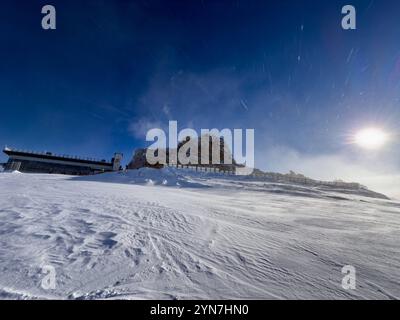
top-left (0, 169), bottom-right (399, 299)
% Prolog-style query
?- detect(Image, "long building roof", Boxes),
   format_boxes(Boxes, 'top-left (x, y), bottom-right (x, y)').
top-left (3, 147), bottom-right (113, 167)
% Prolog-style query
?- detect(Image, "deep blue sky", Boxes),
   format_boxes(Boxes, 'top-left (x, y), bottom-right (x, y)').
top-left (1, 0), bottom-right (400, 174)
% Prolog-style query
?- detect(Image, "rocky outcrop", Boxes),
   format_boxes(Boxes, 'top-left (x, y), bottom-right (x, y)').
top-left (127, 135), bottom-right (238, 172)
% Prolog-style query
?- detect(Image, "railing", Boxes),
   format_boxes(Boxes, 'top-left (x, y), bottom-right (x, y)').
top-left (165, 163), bottom-right (235, 175)
top-left (4, 147), bottom-right (110, 164)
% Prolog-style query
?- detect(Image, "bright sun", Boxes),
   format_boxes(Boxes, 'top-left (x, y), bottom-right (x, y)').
top-left (354, 128), bottom-right (389, 150)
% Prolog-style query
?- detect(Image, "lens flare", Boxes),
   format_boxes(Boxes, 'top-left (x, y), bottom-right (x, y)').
top-left (353, 128), bottom-right (388, 150)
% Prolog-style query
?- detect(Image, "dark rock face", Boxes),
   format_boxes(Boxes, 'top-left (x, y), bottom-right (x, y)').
top-left (127, 148), bottom-right (164, 170)
top-left (127, 135), bottom-right (238, 171)
top-left (127, 148), bottom-right (146, 170)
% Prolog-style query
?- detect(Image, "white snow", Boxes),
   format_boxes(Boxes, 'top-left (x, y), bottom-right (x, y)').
top-left (0, 168), bottom-right (399, 300)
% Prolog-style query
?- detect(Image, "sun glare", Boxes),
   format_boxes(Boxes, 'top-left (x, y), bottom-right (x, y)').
top-left (354, 128), bottom-right (389, 150)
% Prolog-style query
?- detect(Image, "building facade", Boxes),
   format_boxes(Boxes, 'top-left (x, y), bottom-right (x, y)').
top-left (3, 147), bottom-right (123, 175)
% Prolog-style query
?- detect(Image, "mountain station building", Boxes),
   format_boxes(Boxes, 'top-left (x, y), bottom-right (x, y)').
top-left (2, 147), bottom-right (122, 175)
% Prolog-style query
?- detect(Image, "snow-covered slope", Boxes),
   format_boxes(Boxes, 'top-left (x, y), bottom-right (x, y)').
top-left (0, 169), bottom-right (399, 299)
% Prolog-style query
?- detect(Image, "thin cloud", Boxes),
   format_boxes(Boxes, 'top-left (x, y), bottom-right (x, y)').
top-left (128, 118), bottom-right (164, 140)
